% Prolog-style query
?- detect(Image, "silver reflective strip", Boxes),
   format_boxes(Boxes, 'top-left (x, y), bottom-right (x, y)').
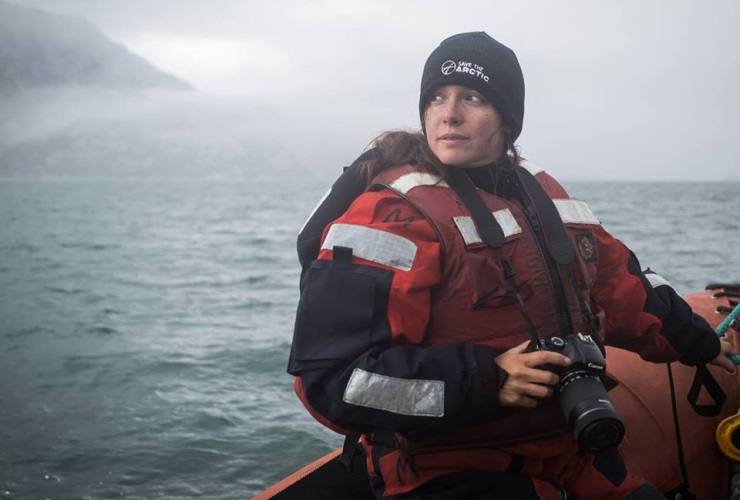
top-left (553, 199), bottom-right (601, 225)
top-left (453, 208), bottom-right (522, 245)
top-left (646, 272), bottom-right (673, 289)
top-left (321, 223), bottom-right (417, 271)
top-left (343, 368), bottom-right (445, 417)
top-left (519, 159), bottom-right (544, 176)
top-left (299, 187), bottom-right (332, 234)
top-left (453, 217), bottom-right (482, 245)
top-left (390, 172), bottom-right (448, 194)
top-left (494, 209), bottom-right (522, 237)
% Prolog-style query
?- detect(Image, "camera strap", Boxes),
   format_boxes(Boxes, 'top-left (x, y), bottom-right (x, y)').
top-left (512, 166), bottom-right (574, 265)
top-left (513, 166), bottom-right (604, 340)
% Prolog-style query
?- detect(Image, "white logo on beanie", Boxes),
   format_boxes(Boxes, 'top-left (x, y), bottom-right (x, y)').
top-left (440, 60), bottom-right (490, 82)
top-left (441, 60), bottom-right (457, 75)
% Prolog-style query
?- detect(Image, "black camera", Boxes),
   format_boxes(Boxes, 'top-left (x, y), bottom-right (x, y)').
top-left (535, 333), bottom-right (625, 453)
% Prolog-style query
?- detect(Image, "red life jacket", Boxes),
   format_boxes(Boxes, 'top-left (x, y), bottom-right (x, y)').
top-left (371, 162), bottom-right (602, 351)
top-left (364, 163), bottom-right (607, 493)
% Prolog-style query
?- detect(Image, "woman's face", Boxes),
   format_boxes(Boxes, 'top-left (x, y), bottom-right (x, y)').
top-left (424, 85), bottom-right (506, 168)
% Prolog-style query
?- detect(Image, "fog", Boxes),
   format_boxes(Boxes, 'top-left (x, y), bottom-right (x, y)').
top-left (4, 0), bottom-right (740, 180)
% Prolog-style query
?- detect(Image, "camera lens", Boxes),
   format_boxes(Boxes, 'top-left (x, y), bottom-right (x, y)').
top-left (558, 370), bottom-right (625, 453)
top-left (575, 412), bottom-right (624, 452)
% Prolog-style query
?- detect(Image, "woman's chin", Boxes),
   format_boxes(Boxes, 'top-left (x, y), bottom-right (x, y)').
top-left (439, 156), bottom-right (492, 168)
top-left (435, 153), bottom-right (472, 167)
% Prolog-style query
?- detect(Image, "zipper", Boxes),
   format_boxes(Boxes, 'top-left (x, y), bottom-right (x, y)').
top-left (523, 204), bottom-right (573, 336)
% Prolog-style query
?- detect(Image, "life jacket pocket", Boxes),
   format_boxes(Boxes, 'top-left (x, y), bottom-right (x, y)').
top-left (457, 231), bottom-right (532, 309)
top-left (288, 259), bottom-right (393, 374)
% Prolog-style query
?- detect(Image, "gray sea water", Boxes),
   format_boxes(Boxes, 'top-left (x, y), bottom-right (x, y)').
top-left (1, 176), bottom-right (739, 500)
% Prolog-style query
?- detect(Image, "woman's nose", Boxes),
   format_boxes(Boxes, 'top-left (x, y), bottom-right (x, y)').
top-left (442, 100), bottom-right (462, 125)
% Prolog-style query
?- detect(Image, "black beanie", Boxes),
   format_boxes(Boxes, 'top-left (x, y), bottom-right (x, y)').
top-left (419, 32), bottom-right (525, 141)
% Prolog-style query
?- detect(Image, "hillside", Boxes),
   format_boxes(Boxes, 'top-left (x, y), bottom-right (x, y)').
top-left (0, 0), bottom-right (192, 93)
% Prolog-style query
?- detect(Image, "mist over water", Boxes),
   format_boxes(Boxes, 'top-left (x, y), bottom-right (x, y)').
top-left (0, 89), bottom-right (368, 179)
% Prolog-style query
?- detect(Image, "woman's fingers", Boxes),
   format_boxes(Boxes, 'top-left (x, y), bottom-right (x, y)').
top-left (495, 346), bottom-right (572, 407)
top-left (522, 350), bottom-right (572, 369)
top-left (498, 379), bottom-right (553, 407)
top-left (506, 362), bottom-right (559, 387)
top-left (505, 340), bottom-right (531, 355)
top-left (710, 339), bottom-right (738, 375)
top-left (518, 380), bottom-right (554, 398)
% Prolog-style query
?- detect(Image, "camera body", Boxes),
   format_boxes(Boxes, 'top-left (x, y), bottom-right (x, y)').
top-left (535, 333), bottom-right (625, 453)
top-left (539, 332), bottom-right (606, 375)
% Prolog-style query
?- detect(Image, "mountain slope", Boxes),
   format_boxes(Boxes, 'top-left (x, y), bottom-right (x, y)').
top-left (0, 0), bottom-right (192, 92)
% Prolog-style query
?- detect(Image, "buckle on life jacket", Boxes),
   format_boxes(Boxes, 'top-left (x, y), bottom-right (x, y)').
top-left (339, 433), bottom-right (361, 469)
top-left (661, 483), bottom-right (697, 500)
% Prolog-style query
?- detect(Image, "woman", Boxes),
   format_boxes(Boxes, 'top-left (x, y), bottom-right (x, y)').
top-left (288, 32), bottom-right (736, 500)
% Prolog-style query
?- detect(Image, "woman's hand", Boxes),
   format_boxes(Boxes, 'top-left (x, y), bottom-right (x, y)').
top-left (709, 338), bottom-right (738, 375)
top-left (494, 340), bottom-right (572, 408)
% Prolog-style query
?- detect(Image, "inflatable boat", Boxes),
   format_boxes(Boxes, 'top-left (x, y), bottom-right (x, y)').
top-left (253, 284), bottom-right (740, 500)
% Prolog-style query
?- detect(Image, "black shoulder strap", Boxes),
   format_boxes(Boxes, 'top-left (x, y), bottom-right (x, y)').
top-left (514, 166), bottom-right (574, 265)
top-left (445, 166), bottom-right (505, 249)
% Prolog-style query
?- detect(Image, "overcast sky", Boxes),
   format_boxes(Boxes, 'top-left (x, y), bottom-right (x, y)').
top-left (12, 0), bottom-right (740, 180)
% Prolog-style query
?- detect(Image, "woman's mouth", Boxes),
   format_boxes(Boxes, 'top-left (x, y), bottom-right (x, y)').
top-left (438, 134), bottom-right (469, 142)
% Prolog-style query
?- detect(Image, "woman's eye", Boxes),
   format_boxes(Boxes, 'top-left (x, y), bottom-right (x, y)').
top-left (465, 94), bottom-right (484, 103)
top-left (429, 94), bottom-right (443, 103)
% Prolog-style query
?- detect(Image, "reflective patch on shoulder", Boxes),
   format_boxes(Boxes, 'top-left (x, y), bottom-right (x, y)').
top-left (453, 208), bottom-right (522, 245)
top-left (321, 223), bottom-right (417, 271)
top-left (343, 368), bottom-right (445, 418)
top-left (553, 199), bottom-right (601, 225)
top-left (645, 272), bottom-right (674, 289)
top-left (390, 172), bottom-right (449, 195)
top-left (519, 159), bottom-right (544, 176)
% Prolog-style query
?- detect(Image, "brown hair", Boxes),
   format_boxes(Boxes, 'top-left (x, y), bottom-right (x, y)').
top-left (355, 130), bottom-right (444, 184)
top-left (356, 129), bottom-right (521, 186)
